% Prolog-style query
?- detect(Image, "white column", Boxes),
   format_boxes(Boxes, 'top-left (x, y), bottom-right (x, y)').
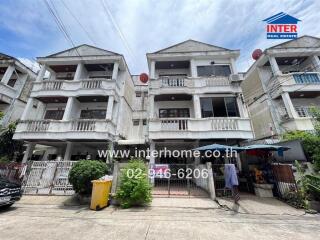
top-left (190, 59), bottom-right (197, 77)
top-left (112, 62), bottom-right (119, 80)
top-left (236, 95), bottom-right (249, 118)
top-left (149, 141), bottom-right (155, 165)
top-left (150, 60), bottom-right (155, 79)
top-left (149, 94), bottom-right (155, 119)
top-left (193, 95), bottom-right (202, 118)
top-left (74, 63), bottom-right (84, 80)
top-left (106, 96), bottom-right (114, 120)
top-left (107, 141), bottom-right (114, 163)
top-left (21, 98), bottom-right (34, 120)
top-left (64, 142), bottom-right (73, 161)
top-left (194, 140), bottom-right (200, 165)
top-left (113, 101), bottom-right (119, 123)
top-left (1, 65), bottom-right (15, 85)
top-left (281, 92), bottom-right (298, 118)
top-left (230, 58), bottom-right (238, 74)
top-left (36, 64), bottom-right (47, 82)
top-left (63, 97), bottom-right (75, 121)
top-left (311, 55), bottom-right (320, 72)
top-left (22, 143), bottom-right (36, 163)
top-left (268, 56), bottom-right (281, 76)
top-left (206, 162), bottom-right (216, 200)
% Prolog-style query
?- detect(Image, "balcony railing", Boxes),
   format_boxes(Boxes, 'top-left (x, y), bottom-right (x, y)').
top-left (32, 79), bottom-right (118, 92)
top-left (293, 73), bottom-right (320, 84)
top-left (150, 118), bottom-right (250, 131)
top-left (17, 119), bottom-right (115, 134)
top-left (161, 76), bottom-right (186, 87)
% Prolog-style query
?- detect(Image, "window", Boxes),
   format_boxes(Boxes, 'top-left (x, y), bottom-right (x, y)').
top-left (80, 110), bottom-right (106, 119)
top-left (142, 119), bottom-right (147, 125)
top-left (7, 79), bottom-right (17, 88)
top-left (159, 108), bottom-right (190, 118)
top-left (200, 97), bottom-right (239, 118)
top-left (197, 65), bottom-right (231, 77)
top-left (133, 120), bottom-right (140, 126)
top-left (136, 91), bottom-right (142, 97)
top-left (44, 110), bottom-right (64, 120)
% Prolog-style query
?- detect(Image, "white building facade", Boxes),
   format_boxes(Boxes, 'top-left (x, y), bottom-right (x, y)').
top-left (146, 40), bottom-right (254, 164)
top-left (242, 36), bottom-right (320, 140)
top-left (13, 45), bottom-right (136, 163)
top-left (0, 53), bottom-right (36, 127)
top-left (14, 41), bottom-right (254, 163)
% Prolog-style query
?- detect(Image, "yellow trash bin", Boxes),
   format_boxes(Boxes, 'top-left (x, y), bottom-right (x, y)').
top-left (90, 180), bottom-right (112, 210)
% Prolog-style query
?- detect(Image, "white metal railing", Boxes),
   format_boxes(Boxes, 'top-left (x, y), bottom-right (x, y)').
top-left (26, 120), bottom-right (50, 132)
top-left (81, 79), bottom-right (102, 89)
top-left (161, 76), bottom-right (186, 87)
top-left (33, 79), bottom-right (116, 92)
top-left (211, 118), bottom-right (238, 130)
top-left (42, 81), bottom-right (63, 90)
top-left (154, 118), bottom-right (245, 131)
top-left (71, 120), bottom-right (96, 131)
top-left (161, 119), bottom-right (188, 131)
top-left (17, 119), bottom-right (115, 134)
top-left (294, 106), bottom-right (313, 117)
top-left (205, 76), bottom-right (230, 86)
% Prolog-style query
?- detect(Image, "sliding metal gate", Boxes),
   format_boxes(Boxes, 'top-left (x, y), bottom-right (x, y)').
top-left (271, 163), bottom-right (297, 199)
top-left (151, 164), bottom-right (210, 197)
top-left (23, 161), bottom-right (76, 195)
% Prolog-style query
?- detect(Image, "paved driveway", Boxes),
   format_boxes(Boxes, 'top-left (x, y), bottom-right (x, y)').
top-left (0, 196), bottom-right (319, 240)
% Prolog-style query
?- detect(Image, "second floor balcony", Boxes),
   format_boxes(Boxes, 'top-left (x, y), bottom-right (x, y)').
top-left (14, 119), bottom-right (116, 141)
top-left (149, 117), bottom-right (253, 140)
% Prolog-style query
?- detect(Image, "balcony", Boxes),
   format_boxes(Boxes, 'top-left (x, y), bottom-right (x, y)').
top-left (149, 117), bottom-right (253, 140)
top-left (0, 82), bottom-right (17, 104)
top-left (149, 75), bottom-right (241, 94)
top-left (270, 72), bottom-right (320, 98)
top-left (31, 79), bottom-right (120, 98)
top-left (13, 119), bottom-right (116, 141)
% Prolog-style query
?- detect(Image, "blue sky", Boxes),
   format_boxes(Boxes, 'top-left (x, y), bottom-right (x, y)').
top-left (0, 0), bottom-right (319, 74)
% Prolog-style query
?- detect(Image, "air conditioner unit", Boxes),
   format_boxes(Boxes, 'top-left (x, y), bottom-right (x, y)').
top-left (229, 74), bottom-right (244, 82)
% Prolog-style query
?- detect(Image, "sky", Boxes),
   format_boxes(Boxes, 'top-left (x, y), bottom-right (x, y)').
top-left (0, 0), bottom-right (320, 74)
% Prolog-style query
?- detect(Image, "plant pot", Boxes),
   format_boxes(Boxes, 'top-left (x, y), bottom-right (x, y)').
top-left (253, 183), bottom-right (274, 197)
top-left (308, 200), bottom-right (320, 212)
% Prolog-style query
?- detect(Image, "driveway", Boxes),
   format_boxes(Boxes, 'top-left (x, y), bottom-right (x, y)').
top-left (0, 195), bottom-right (319, 240)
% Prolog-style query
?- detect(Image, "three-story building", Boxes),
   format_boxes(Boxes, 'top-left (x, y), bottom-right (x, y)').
top-left (146, 40), bottom-right (254, 164)
top-left (14, 45), bottom-right (135, 163)
top-left (242, 36), bottom-right (320, 139)
top-left (0, 53), bottom-right (36, 126)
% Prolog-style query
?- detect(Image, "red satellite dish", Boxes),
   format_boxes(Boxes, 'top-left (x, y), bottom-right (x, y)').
top-left (139, 73), bottom-right (149, 83)
top-left (252, 49), bottom-right (263, 60)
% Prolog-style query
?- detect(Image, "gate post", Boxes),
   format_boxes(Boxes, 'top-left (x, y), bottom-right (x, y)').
top-left (111, 161), bottom-right (119, 195)
top-left (206, 162), bottom-right (216, 200)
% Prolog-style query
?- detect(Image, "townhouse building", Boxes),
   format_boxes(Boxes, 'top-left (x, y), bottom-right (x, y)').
top-left (146, 40), bottom-right (254, 164)
top-left (242, 36), bottom-right (320, 140)
top-left (14, 40), bottom-right (254, 164)
top-left (0, 53), bottom-right (36, 126)
top-left (13, 45), bottom-right (135, 163)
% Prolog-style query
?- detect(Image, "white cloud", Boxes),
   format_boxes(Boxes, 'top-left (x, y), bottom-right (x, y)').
top-left (1, 0), bottom-right (320, 74)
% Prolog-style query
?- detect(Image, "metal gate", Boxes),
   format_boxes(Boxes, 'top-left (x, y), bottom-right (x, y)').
top-left (271, 163), bottom-right (297, 199)
top-left (151, 164), bottom-right (210, 197)
top-left (23, 161), bottom-right (76, 195)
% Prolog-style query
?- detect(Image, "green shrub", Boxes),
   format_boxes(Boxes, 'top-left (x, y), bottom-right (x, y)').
top-left (0, 111), bottom-right (4, 121)
top-left (0, 155), bottom-right (10, 163)
top-left (116, 159), bottom-right (152, 208)
top-left (69, 160), bottom-right (109, 195)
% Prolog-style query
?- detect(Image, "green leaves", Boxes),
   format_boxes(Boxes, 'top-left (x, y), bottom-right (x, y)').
top-left (116, 159), bottom-right (152, 208)
top-left (68, 160), bottom-right (109, 195)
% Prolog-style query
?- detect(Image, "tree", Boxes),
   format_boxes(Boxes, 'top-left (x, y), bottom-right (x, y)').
top-left (282, 106), bottom-right (320, 172)
top-left (0, 122), bottom-right (24, 162)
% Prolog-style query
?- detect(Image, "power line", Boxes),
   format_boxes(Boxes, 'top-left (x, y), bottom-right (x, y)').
top-left (100, 0), bottom-right (135, 60)
top-left (59, 0), bottom-right (97, 46)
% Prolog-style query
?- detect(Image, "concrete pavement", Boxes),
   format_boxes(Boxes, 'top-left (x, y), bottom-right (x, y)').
top-left (0, 195), bottom-right (319, 240)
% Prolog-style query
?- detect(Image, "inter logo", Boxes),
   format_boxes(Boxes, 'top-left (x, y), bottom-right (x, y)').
top-left (263, 12), bottom-right (301, 39)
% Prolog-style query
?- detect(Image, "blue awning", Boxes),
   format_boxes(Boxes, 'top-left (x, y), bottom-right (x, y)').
top-left (193, 144), bottom-right (244, 152)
